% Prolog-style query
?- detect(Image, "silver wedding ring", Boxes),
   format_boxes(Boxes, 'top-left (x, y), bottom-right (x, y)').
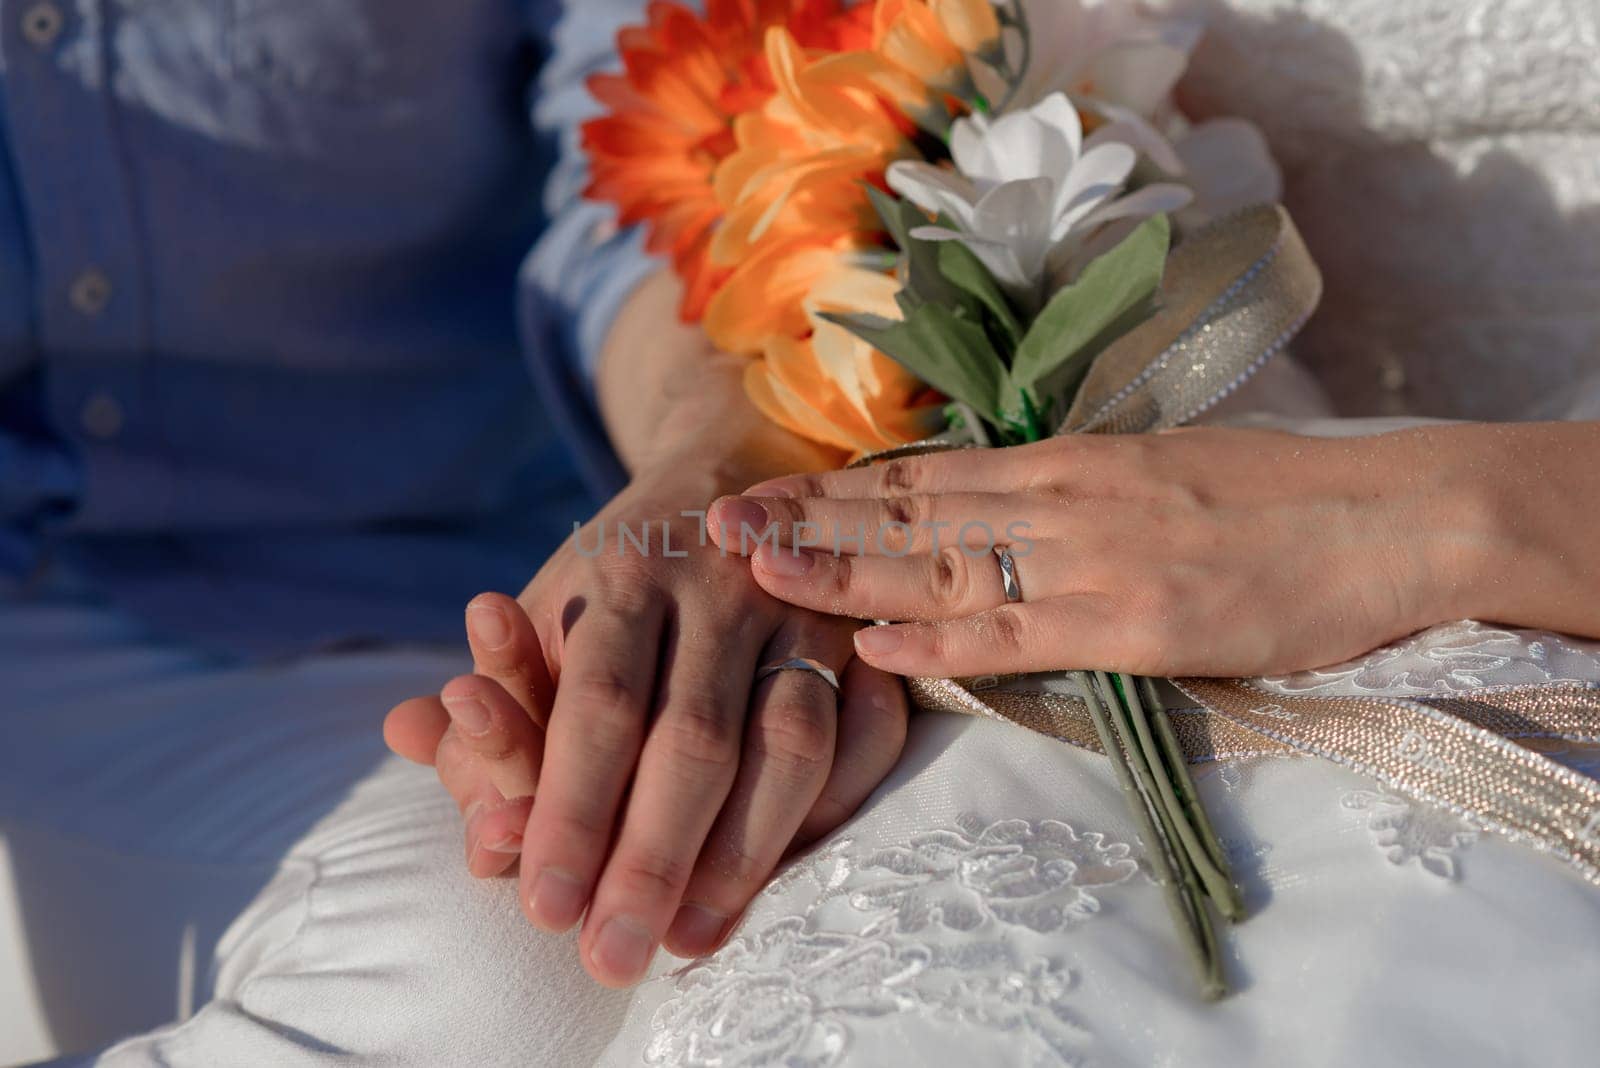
top-left (755, 657), bottom-right (841, 692)
top-left (994, 546), bottom-right (1024, 603)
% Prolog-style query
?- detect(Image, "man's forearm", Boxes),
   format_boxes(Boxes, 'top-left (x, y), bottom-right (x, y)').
top-left (595, 270), bottom-right (844, 492)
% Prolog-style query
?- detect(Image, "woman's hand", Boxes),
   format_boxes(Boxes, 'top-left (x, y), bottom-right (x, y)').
top-left (706, 424), bottom-right (1585, 679)
top-left (386, 462), bottom-right (908, 987)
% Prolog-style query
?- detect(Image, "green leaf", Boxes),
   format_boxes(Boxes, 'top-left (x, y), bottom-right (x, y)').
top-left (866, 185), bottom-right (914, 251)
top-left (1006, 215), bottom-right (1170, 414)
top-left (820, 305), bottom-right (1005, 417)
top-left (866, 187), bottom-right (978, 315)
top-left (936, 241), bottom-right (1023, 349)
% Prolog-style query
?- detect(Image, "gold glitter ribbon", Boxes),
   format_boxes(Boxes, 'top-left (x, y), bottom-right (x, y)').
top-left (879, 204), bottom-right (1600, 886)
top-left (907, 675), bottom-right (1600, 885)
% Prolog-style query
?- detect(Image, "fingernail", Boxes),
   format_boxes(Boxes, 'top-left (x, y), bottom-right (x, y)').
top-left (529, 867), bottom-right (588, 931)
top-left (467, 602), bottom-right (512, 651)
top-left (757, 546), bottom-right (813, 577)
top-left (593, 916), bottom-right (655, 983)
top-left (482, 831), bottom-right (523, 855)
top-left (715, 497), bottom-right (769, 536)
top-left (743, 479), bottom-right (795, 499)
top-left (667, 904), bottom-right (729, 954)
top-left (443, 693), bottom-right (492, 735)
top-left (855, 626), bottom-right (904, 656)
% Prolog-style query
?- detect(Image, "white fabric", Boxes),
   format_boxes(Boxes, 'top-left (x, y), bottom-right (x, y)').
top-left (8, 599), bottom-right (1599, 1067)
top-left (8, 0), bottom-right (1600, 1064)
top-left (1167, 0), bottom-right (1600, 422)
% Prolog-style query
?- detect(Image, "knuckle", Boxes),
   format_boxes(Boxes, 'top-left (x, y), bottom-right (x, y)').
top-left (543, 804), bottom-right (612, 845)
top-left (566, 675), bottom-right (646, 755)
top-left (595, 552), bottom-right (660, 596)
top-left (986, 605), bottom-right (1029, 653)
top-left (614, 845), bottom-right (696, 899)
top-left (699, 835), bottom-right (769, 888)
top-left (929, 545), bottom-right (970, 607)
top-left (752, 702), bottom-right (833, 778)
top-left (876, 458), bottom-right (923, 495)
top-left (658, 703), bottom-right (742, 778)
top-left (882, 494), bottom-right (920, 529)
top-left (571, 669), bottom-right (646, 722)
top-left (789, 473), bottom-right (828, 499)
top-left (824, 552), bottom-right (855, 597)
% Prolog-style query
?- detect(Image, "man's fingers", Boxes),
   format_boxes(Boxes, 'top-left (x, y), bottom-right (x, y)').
top-left (793, 658), bottom-right (908, 848)
top-left (518, 599), bottom-right (666, 940)
top-left (383, 695), bottom-right (451, 765)
top-left (577, 605), bottom-right (763, 985)
top-left (440, 673), bottom-right (546, 800)
top-left (662, 618), bottom-right (850, 958)
top-left (466, 592), bottom-right (553, 727)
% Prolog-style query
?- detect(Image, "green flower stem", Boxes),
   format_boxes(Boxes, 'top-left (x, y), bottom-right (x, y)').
top-left (1141, 677), bottom-right (1246, 921)
top-left (1096, 672), bottom-right (1227, 999)
top-left (1118, 675), bottom-right (1245, 923)
top-left (1079, 671), bottom-right (1220, 997)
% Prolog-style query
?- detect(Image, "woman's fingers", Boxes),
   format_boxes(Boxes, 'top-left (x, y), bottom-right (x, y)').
top-left (850, 596), bottom-right (1140, 677)
top-left (440, 673), bottom-right (546, 800)
top-left (431, 717), bottom-right (534, 879)
top-left (746, 541), bottom-right (1072, 622)
top-left (708, 492), bottom-right (1035, 557)
top-left (518, 599), bottom-right (666, 939)
top-left (465, 592), bottom-right (554, 726)
top-left (382, 695), bottom-right (451, 765)
top-left (464, 795), bottom-right (535, 878)
top-left (793, 657), bottom-right (908, 849)
top-left (663, 618), bottom-right (851, 958)
top-left (741, 444), bottom-right (1048, 500)
top-left (576, 606), bottom-right (762, 985)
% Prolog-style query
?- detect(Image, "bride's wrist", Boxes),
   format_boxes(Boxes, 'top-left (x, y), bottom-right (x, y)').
top-left (1404, 423), bottom-right (1570, 630)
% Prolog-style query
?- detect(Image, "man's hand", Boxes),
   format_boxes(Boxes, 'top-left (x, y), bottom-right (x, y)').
top-left (387, 469), bottom-right (908, 986)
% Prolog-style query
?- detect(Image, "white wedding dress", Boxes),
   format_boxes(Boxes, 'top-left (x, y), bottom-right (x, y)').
top-left (13, 1), bottom-right (1600, 1065)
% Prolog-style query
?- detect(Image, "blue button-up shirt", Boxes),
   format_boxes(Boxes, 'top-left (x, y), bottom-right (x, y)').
top-left (0, 0), bottom-right (655, 656)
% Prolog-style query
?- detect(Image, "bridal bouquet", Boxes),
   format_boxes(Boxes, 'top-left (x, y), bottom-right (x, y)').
top-left (583, 0), bottom-right (1293, 994)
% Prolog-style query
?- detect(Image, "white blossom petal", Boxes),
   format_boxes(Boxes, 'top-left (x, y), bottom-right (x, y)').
top-left (1081, 104), bottom-right (1185, 175)
top-left (1077, 182), bottom-right (1193, 231)
top-left (886, 162), bottom-right (979, 228)
top-left (970, 177), bottom-right (1057, 285)
top-left (1052, 142), bottom-right (1136, 234)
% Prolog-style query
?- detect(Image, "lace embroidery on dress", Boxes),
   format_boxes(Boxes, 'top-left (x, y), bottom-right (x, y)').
top-left (645, 814), bottom-right (1139, 1068)
top-left (1255, 620), bottom-right (1600, 697)
top-left (1341, 789), bottom-right (1478, 880)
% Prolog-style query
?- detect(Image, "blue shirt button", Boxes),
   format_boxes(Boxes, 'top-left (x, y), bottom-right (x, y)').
top-left (21, 2), bottom-right (63, 50)
top-left (80, 392), bottom-right (124, 439)
top-left (70, 268), bottom-right (113, 317)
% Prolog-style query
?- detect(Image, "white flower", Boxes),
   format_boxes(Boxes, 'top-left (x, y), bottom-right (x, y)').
top-left (886, 92), bottom-right (1190, 308)
top-left (983, 0), bottom-right (1203, 118)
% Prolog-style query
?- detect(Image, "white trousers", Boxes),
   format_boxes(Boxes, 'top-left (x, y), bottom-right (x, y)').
top-left (0, 592), bottom-right (631, 1066)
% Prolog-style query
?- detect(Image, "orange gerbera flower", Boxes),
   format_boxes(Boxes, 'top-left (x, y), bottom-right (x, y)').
top-left (745, 259), bottom-right (944, 453)
top-left (707, 25), bottom-right (921, 276)
top-left (582, 0), bottom-right (872, 320)
top-left (873, 0), bottom-right (999, 97)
